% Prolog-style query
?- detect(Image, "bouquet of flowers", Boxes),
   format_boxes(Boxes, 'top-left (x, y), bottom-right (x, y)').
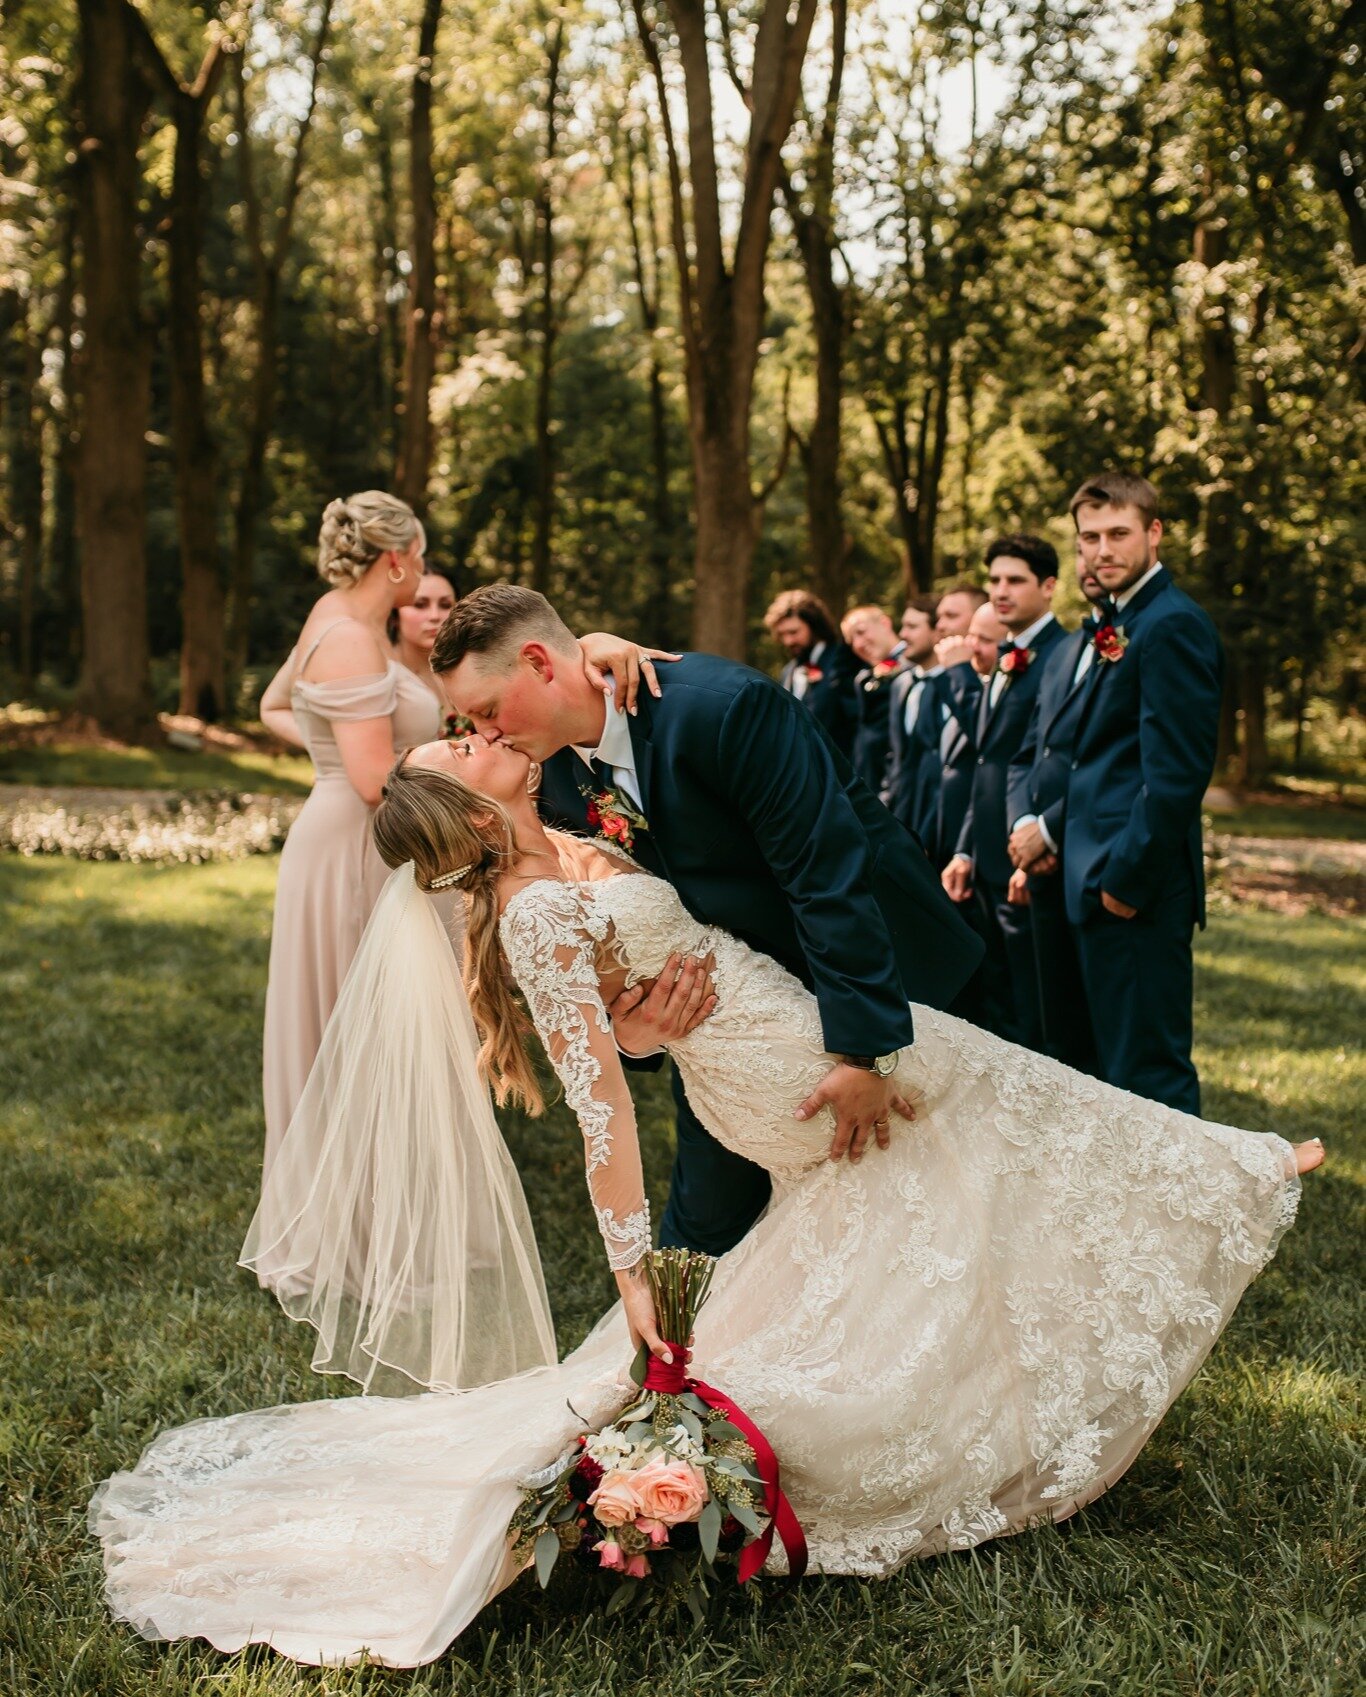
top-left (508, 1249), bottom-right (806, 1620)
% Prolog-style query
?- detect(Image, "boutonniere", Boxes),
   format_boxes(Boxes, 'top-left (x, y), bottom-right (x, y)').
top-left (863, 658), bottom-right (900, 692)
top-left (997, 647), bottom-right (1034, 676)
top-left (580, 785), bottom-right (648, 853)
top-left (803, 664), bottom-right (824, 682)
top-left (1093, 623), bottom-right (1129, 664)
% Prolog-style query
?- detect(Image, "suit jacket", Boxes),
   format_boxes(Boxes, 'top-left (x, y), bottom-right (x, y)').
top-left (1005, 626), bottom-right (1093, 851)
top-left (779, 640), bottom-right (859, 761)
top-left (883, 665), bottom-right (939, 830)
top-left (538, 652), bottom-right (984, 1057)
top-left (1060, 569), bottom-right (1223, 927)
top-left (956, 617), bottom-right (1068, 886)
top-left (849, 651), bottom-right (907, 794)
top-left (919, 664), bottom-right (983, 869)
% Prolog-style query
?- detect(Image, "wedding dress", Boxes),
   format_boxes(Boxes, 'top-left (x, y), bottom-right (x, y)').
top-left (91, 859), bottom-right (1300, 1668)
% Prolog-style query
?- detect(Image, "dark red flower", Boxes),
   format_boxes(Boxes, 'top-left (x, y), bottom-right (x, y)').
top-left (585, 801), bottom-right (601, 827)
top-left (999, 647), bottom-right (1033, 675)
top-left (569, 1456), bottom-right (604, 1501)
top-left (804, 665), bottom-right (824, 682)
top-left (1094, 624), bottom-right (1128, 664)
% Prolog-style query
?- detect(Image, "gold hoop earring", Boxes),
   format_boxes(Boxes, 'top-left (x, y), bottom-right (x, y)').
top-left (526, 762), bottom-right (542, 793)
top-left (387, 561), bottom-right (406, 585)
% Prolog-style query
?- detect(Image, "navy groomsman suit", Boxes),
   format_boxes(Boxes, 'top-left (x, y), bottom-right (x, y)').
top-left (912, 665), bottom-right (981, 865)
top-left (953, 615), bottom-right (1067, 1046)
top-left (1061, 566), bottom-right (1222, 1113)
top-left (850, 643), bottom-right (908, 793)
top-left (1006, 624), bottom-right (1102, 1075)
top-left (780, 639), bottom-right (860, 761)
top-left (883, 663), bottom-right (942, 832)
top-left (538, 652), bottom-right (984, 1256)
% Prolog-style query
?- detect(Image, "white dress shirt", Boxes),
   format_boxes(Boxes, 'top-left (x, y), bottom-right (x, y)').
top-left (903, 662), bottom-right (943, 734)
top-left (988, 611), bottom-right (1056, 708)
top-left (571, 684), bottom-right (644, 812)
top-left (789, 639), bottom-right (827, 701)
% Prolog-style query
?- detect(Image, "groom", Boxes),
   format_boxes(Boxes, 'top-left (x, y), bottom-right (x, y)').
top-left (431, 585), bottom-right (983, 1257)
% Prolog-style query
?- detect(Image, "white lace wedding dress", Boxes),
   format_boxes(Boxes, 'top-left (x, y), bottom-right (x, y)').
top-left (91, 862), bottom-right (1300, 1667)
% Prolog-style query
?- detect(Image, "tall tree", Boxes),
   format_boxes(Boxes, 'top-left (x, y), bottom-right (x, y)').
top-left (226, 0), bottom-right (334, 679)
top-left (631, 0), bottom-right (819, 657)
top-left (72, 0), bottom-right (156, 736)
top-left (125, 6), bottom-right (233, 721)
top-left (394, 0), bottom-right (444, 512)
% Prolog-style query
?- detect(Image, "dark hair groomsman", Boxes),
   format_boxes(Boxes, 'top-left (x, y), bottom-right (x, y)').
top-left (842, 605), bottom-right (908, 793)
top-left (942, 535), bottom-right (1066, 1046)
top-left (882, 595), bottom-right (941, 827)
top-left (1004, 551), bottom-right (1109, 1075)
top-left (1051, 472), bottom-right (1222, 1113)
top-left (765, 589), bottom-right (859, 760)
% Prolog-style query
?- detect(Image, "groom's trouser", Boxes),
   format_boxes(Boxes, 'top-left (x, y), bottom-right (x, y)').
top-left (1072, 869), bottom-right (1201, 1115)
top-left (658, 1065), bottom-right (771, 1256)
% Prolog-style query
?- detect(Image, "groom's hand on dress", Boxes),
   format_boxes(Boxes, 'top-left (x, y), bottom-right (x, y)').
top-left (610, 952), bottom-right (718, 1056)
top-left (796, 1064), bottom-right (916, 1164)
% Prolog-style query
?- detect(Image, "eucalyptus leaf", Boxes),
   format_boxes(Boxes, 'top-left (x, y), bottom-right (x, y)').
top-left (707, 1419), bottom-right (745, 1442)
top-left (677, 1408), bottom-right (705, 1443)
top-left (699, 1496), bottom-right (722, 1564)
top-left (729, 1495), bottom-right (762, 1535)
top-left (605, 1577), bottom-right (636, 1616)
top-left (533, 1527), bottom-right (560, 1589)
top-left (629, 1341), bottom-right (649, 1388)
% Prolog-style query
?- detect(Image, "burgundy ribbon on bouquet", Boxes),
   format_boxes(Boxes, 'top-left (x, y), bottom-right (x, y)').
top-left (645, 1347), bottom-right (808, 1583)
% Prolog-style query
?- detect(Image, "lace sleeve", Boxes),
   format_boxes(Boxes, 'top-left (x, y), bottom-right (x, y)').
top-left (499, 884), bottom-right (650, 1271)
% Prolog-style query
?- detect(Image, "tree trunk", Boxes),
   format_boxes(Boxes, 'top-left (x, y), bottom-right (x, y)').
top-left (798, 234), bottom-right (846, 612)
top-left (2, 289), bottom-right (45, 692)
top-left (51, 210), bottom-right (80, 675)
top-left (530, 18), bottom-right (564, 599)
top-left (227, 270), bottom-right (278, 678)
top-left (394, 0), bottom-right (442, 509)
top-left (167, 79), bottom-right (227, 721)
top-left (73, 0), bottom-right (154, 737)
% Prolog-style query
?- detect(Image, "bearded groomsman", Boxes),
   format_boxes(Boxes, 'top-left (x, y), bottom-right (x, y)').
top-left (1005, 552), bottom-right (1109, 1075)
top-left (765, 589), bottom-right (860, 760)
top-left (942, 535), bottom-right (1066, 1046)
top-left (842, 604), bottom-right (908, 792)
top-left (1045, 472), bottom-right (1222, 1113)
top-left (882, 595), bottom-right (940, 825)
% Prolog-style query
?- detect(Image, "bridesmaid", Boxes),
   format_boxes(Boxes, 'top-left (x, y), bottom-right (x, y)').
top-left (258, 491), bottom-right (439, 1178)
top-left (388, 567), bottom-right (466, 735)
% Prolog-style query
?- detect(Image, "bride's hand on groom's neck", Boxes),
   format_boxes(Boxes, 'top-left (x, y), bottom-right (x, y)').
top-left (578, 633), bottom-right (681, 715)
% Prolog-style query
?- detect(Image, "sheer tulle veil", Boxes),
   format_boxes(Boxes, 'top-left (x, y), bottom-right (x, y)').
top-left (241, 863), bottom-right (558, 1392)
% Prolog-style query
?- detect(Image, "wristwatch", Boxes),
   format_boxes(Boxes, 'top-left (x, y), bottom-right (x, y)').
top-left (841, 1051), bottom-right (900, 1077)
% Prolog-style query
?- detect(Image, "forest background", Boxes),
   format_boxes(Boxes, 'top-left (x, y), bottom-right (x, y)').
top-left (1, 0), bottom-right (1363, 789)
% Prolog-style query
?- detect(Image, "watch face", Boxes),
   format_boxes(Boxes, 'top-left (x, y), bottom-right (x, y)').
top-left (875, 1052), bottom-right (899, 1077)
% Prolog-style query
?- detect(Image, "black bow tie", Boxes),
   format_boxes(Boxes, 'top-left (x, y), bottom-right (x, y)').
top-left (1083, 599), bottom-right (1119, 634)
top-left (997, 639), bottom-right (1020, 658)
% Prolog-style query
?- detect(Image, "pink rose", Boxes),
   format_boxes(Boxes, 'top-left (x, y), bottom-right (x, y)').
top-left (624, 1553), bottom-right (651, 1579)
top-left (594, 1538), bottom-right (624, 1570)
top-left (636, 1517), bottom-right (670, 1546)
top-left (588, 1469), bottom-right (645, 1527)
top-left (631, 1457), bottom-right (709, 1526)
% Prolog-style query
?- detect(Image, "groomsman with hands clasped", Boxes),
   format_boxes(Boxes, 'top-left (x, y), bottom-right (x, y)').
top-left (1008, 472), bottom-right (1223, 1113)
top-left (941, 535), bottom-right (1066, 1047)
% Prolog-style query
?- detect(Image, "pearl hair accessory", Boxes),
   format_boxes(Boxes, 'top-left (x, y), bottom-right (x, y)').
top-left (428, 862), bottom-right (475, 890)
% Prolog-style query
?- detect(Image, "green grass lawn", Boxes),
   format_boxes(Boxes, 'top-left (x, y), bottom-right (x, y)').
top-left (1, 859), bottom-right (1362, 1696)
top-left (0, 741), bottom-right (314, 795)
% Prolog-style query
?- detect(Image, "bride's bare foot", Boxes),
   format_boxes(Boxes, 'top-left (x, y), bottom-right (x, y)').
top-left (1294, 1138), bottom-right (1324, 1176)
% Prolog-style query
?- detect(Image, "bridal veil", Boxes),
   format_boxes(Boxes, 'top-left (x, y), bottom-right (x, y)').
top-left (241, 863), bottom-right (557, 1391)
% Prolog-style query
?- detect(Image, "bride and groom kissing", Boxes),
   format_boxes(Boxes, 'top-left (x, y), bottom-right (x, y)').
top-left (91, 584), bottom-right (1321, 1669)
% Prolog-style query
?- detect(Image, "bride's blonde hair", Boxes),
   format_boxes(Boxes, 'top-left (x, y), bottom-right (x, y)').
top-left (372, 757), bottom-right (544, 1114)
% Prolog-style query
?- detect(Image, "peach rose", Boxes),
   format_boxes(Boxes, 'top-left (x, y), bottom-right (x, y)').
top-left (588, 1469), bottom-right (645, 1527)
top-left (631, 1457), bottom-right (708, 1526)
top-left (624, 1553), bottom-right (651, 1579)
top-left (594, 1538), bottom-right (623, 1570)
top-left (636, 1517), bottom-right (670, 1546)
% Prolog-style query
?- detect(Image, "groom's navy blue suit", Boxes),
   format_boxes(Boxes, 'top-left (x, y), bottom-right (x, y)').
top-left (538, 651), bottom-right (984, 1256)
top-left (1061, 568), bottom-right (1222, 1113)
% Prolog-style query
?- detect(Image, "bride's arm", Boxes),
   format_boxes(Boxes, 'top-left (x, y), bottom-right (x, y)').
top-left (500, 888), bottom-right (670, 1358)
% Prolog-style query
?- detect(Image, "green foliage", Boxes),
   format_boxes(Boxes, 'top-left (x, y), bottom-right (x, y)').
top-left (1, 856), bottom-right (1363, 1695)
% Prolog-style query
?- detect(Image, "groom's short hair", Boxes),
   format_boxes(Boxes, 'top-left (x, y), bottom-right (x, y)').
top-left (430, 584), bottom-right (578, 675)
top-left (1068, 472), bottom-right (1160, 529)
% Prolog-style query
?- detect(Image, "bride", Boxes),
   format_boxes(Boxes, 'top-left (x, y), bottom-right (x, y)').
top-left (90, 734), bottom-right (1322, 1669)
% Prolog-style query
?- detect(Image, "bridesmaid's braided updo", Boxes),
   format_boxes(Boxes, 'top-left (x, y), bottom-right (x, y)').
top-left (317, 491), bottom-right (422, 586)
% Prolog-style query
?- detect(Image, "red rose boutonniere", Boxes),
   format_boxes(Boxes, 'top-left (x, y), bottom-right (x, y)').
top-left (863, 657), bottom-right (901, 692)
top-left (803, 664), bottom-right (824, 683)
top-left (581, 786), bottom-right (649, 854)
top-left (998, 646), bottom-right (1034, 676)
top-left (1093, 623), bottom-right (1129, 664)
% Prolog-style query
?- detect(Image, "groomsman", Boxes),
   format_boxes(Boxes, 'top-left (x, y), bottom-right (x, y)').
top-left (765, 589), bottom-right (859, 760)
top-left (909, 583), bottom-right (989, 853)
top-left (883, 595), bottom-right (941, 827)
top-left (942, 535), bottom-right (1066, 1046)
top-left (1029, 472), bottom-right (1221, 1113)
top-left (842, 605), bottom-right (908, 793)
top-left (1005, 553), bottom-right (1108, 1075)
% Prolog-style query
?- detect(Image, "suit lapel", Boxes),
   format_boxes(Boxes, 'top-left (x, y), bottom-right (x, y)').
top-left (626, 698), bottom-right (655, 821)
top-left (1041, 630), bottom-right (1090, 740)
